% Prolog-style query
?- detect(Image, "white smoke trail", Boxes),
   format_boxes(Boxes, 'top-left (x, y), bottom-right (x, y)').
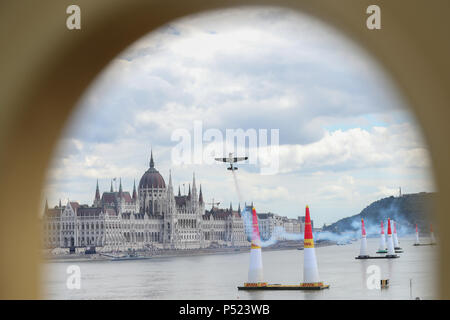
top-left (260, 226), bottom-right (303, 247)
top-left (231, 169), bottom-right (243, 204)
top-left (315, 230), bottom-right (357, 242)
top-left (232, 171), bottom-right (351, 246)
top-left (240, 206), bottom-right (304, 247)
top-left (241, 205), bottom-right (360, 246)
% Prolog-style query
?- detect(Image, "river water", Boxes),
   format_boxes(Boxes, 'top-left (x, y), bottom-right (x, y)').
top-left (43, 237), bottom-right (438, 299)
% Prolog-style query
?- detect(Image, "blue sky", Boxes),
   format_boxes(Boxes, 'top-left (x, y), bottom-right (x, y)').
top-left (44, 7), bottom-right (434, 226)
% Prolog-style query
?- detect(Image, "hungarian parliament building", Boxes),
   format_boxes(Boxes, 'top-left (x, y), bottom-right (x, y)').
top-left (42, 151), bottom-right (304, 253)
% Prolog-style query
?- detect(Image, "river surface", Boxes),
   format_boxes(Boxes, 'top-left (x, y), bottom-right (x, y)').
top-left (43, 238), bottom-right (438, 299)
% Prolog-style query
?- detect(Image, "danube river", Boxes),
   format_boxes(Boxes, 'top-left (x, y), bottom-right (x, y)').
top-left (43, 238), bottom-right (438, 299)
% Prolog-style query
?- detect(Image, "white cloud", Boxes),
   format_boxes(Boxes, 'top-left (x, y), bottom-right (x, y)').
top-left (276, 123), bottom-right (430, 173)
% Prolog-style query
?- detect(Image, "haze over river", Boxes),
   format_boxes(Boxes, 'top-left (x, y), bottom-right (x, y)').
top-left (44, 238), bottom-right (437, 299)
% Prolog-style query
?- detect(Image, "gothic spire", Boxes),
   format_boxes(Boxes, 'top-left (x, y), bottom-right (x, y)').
top-left (229, 202), bottom-right (233, 212)
top-left (149, 149), bottom-right (155, 168)
top-left (199, 184), bottom-right (203, 203)
top-left (192, 172), bottom-right (197, 201)
top-left (178, 185), bottom-right (181, 197)
top-left (238, 203), bottom-right (241, 214)
top-left (188, 184), bottom-right (191, 198)
top-left (119, 178), bottom-right (123, 197)
top-left (44, 199), bottom-right (49, 212)
top-left (110, 180), bottom-right (113, 192)
top-left (95, 179), bottom-right (100, 200)
top-left (192, 172), bottom-right (196, 189)
top-left (132, 179), bottom-right (137, 200)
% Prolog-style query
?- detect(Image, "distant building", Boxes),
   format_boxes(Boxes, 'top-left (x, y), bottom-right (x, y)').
top-left (42, 151), bottom-right (249, 252)
top-left (257, 212), bottom-right (304, 241)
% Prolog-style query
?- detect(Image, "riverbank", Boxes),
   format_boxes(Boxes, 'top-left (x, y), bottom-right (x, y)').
top-left (44, 240), bottom-right (336, 263)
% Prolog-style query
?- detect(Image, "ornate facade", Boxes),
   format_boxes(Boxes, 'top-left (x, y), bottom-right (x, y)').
top-left (42, 151), bottom-right (249, 252)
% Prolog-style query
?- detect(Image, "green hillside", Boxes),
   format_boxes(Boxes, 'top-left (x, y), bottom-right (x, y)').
top-left (323, 192), bottom-right (436, 235)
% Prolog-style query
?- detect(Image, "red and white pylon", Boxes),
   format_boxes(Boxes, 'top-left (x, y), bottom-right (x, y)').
top-left (430, 224), bottom-right (436, 245)
top-left (377, 220), bottom-right (387, 253)
top-left (392, 220), bottom-right (401, 249)
top-left (244, 207), bottom-right (267, 287)
top-left (300, 205), bottom-right (327, 288)
top-left (415, 224), bottom-right (420, 245)
top-left (358, 218), bottom-right (369, 258)
top-left (386, 218), bottom-right (396, 257)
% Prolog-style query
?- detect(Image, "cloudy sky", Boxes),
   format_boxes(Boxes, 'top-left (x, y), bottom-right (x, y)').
top-left (44, 7), bottom-right (434, 226)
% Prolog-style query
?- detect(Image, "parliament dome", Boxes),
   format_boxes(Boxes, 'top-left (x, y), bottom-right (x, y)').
top-left (138, 151), bottom-right (166, 189)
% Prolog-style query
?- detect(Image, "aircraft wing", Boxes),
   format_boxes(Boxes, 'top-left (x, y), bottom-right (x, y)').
top-left (215, 156), bottom-right (248, 163)
top-left (232, 156), bottom-right (248, 162)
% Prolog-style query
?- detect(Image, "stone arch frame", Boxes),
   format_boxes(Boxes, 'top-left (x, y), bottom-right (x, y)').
top-left (1, 0), bottom-right (450, 298)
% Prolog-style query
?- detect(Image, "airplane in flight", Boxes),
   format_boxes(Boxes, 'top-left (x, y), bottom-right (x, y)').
top-left (215, 152), bottom-right (248, 171)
